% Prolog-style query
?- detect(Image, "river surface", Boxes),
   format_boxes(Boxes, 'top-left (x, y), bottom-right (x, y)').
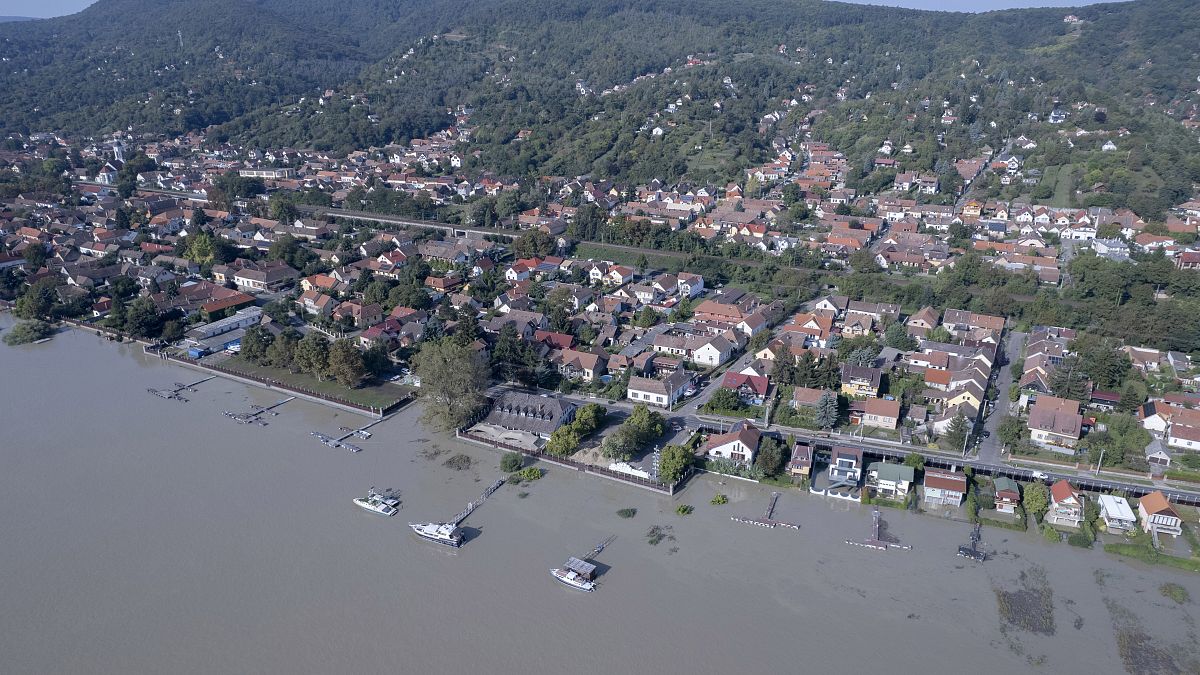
top-left (1, 315), bottom-right (1199, 674)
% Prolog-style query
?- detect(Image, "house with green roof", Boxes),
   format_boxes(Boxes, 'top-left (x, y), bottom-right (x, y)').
top-left (866, 461), bottom-right (914, 500)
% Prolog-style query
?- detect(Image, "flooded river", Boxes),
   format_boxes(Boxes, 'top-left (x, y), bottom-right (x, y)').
top-left (1, 316), bottom-right (1198, 674)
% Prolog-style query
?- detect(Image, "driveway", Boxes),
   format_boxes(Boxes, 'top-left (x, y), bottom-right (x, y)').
top-left (978, 330), bottom-right (1025, 462)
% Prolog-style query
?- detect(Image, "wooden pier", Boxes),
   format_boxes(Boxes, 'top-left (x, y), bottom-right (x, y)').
top-left (731, 492), bottom-right (800, 530)
top-left (845, 508), bottom-right (911, 551)
top-left (223, 396), bottom-right (295, 426)
top-left (147, 376), bottom-right (215, 402)
top-left (450, 478), bottom-right (507, 527)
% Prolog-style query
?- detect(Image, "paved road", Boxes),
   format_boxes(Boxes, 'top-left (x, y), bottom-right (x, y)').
top-left (978, 330), bottom-right (1025, 462)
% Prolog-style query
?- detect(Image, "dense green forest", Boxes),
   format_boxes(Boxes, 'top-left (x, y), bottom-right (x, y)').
top-left (3, 0), bottom-right (1200, 212)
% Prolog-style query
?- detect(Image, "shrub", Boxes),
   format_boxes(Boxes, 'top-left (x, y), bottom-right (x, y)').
top-left (710, 494), bottom-right (728, 505)
top-left (1067, 532), bottom-right (1093, 548)
top-left (500, 452), bottom-right (524, 473)
top-left (517, 467), bottom-right (541, 482)
top-left (1160, 583), bottom-right (1190, 604)
top-left (675, 504), bottom-right (694, 515)
top-left (1042, 524), bottom-right (1061, 543)
top-left (616, 508), bottom-right (637, 518)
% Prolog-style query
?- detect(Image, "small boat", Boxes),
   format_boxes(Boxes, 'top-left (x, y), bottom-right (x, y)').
top-left (353, 495), bottom-right (397, 517)
top-left (368, 488), bottom-right (400, 508)
top-left (409, 522), bottom-right (463, 547)
top-left (551, 557), bottom-right (596, 592)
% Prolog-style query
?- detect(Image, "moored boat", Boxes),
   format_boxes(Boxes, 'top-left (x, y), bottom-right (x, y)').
top-left (353, 495), bottom-right (397, 516)
top-left (550, 558), bottom-right (596, 592)
top-left (409, 521), bottom-right (463, 547)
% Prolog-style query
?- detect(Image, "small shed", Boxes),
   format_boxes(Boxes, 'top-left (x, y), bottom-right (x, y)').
top-left (563, 557), bottom-right (596, 581)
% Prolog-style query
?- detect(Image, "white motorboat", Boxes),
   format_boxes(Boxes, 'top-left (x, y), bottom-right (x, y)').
top-left (353, 496), bottom-right (397, 516)
top-left (409, 522), bottom-right (464, 547)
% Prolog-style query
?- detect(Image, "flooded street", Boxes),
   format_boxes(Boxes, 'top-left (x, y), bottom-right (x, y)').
top-left (1, 316), bottom-right (1198, 674)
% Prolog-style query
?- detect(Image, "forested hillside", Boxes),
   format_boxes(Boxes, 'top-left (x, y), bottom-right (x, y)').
top-left (3, 0), bottom-right (1199, 213)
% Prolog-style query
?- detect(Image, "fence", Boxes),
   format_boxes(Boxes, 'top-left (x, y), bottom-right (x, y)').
top-left (62, 316), bottom-right (414, 416)
top-left (456, 429), bottom-right (688, 495)
top-left (166, 353), bottom-right (413, 418)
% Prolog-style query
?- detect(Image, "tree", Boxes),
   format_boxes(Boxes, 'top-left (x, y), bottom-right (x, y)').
top-left (327, 338), bottom-right (367, 388)
top-left (1048, 355), bottom-right (1089, 401)
top-left (545, 426), bottom-right (581, 456)
top-left (511, 230), bottom-right (555, 258)
top-left (14, 278), bottom-right (58, 319)
top-left (883, 322), bottom-right (917, 351)
top-left (658, 444), bottom-right (693, 483)
top-left (847, 346), bottom-right (878, 367)
top-left (705, 388), bottom-right (745, 413)
top-left (754, 437), bottom-right (785, 476)
top-left (123, 297), bottom-right (163, 337)
top-left (903, 452), bottom-right (925, 472)
top-left (240, 325), bottom-right (273, 363)
top-left (815, 391), bottom-right (839, 429)
top-left (23, 244), bottom-right (47, 269)
top-left (412, 338), bottom-right (489, 431)
top-left (1023, 481), bottom-right (1050, 520)
top-left (160, 319), bottom-right (185, 343)
top-left (3, 320), bottom-right (53, 345)
top-left (944, 413), bottom-right (970, 453)
top-left (294, 332), bottom-right (330, 378)
top-left (634, 306), bottom-right (658, 328)
top-left (573, 403), bottom-right (607, 435)
top-left (997, 415), bottom-right (1027, 448)
top-left (266, 329), bottom-right (300, 369)
top-left (927, 326), bottom-right (953, 343)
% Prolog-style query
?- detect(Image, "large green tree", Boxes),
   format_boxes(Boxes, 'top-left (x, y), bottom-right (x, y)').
top-left (412, 338), bottom-right (489, 431)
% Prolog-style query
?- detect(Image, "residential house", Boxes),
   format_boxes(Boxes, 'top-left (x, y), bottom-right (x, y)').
top-left (720, 372), bottom-right (769, 406)
top-left (627, 371), bottom-right (691, 408)
top-left (296, 289), bottom-right (338, 317)
top-left (704, 420), bottom-right (762, 464)
top-left (554, 349), bottom-right (608, 382)
top-left (993, 477), bottom-right (1021, 514)
top-left (867, 462), bottom-right (915, 500)
top-left (840, 365), bottom-right (882, 398)
top-left (1097, 494), bottom-right (1137, 534)
top-left (1138, 491), bottom-right (1183, 538)
top-left (861, 398), bottom-right (901, 430)
top-left (788, 440), bottom-right (813, 480)
top-left (923, 468), bottom-right (967, 506)
top-left (828, 446), bottom-right (863, 485)
top-left (1028, 396), bottom-right (1083, 449)
top-left (1047, 480), bottom-right (1084, 527)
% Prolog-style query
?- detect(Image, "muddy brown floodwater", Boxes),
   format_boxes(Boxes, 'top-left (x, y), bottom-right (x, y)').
top-left (1, 316), bottom-right (1198, 674)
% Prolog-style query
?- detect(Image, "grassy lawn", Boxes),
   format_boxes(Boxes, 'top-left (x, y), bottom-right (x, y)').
top-left (573, 243), bottom-right (680, 270)
top-left (1051, 163), bottom-right (1074, 207)
top-left (699, 403), bottom-right (764, 419)
top-left (219, 355), bottom-right (407, 409)
top-left (1105, 543), bottom-right (1200, 574)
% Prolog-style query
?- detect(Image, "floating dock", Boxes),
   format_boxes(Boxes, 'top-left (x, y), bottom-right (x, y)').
top-left (310, 418), bottom-right (384, 452)
top-left (223, 396), bottom-right (295, 426)
top-left (148, 376), bottom-right (215, 402)
top-left (731, 492), bottom-right (800, 530)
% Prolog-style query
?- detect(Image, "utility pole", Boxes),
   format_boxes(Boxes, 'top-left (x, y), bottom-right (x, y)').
top-left (1094, 447), bottom-right (1105, 476)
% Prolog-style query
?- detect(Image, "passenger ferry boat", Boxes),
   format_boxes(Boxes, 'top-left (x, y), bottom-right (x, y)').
top-left (550, 557), bottom-right (596, 592)
top-left (353, 494), bottom-right (397, 516)
top-left (409, 522), bottom-right (464, 547)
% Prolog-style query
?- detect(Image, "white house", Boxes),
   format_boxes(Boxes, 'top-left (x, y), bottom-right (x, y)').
top-left (1097, 494), bottom-right (1137, 534)
top-left (692, 334), bottom-right (735, 368)
top-left (704, 420), bottom-right (761, 464)
top-left (627, 371), bottom-right (690, 408)
top-left (922, 468), bottom-right (967, 506)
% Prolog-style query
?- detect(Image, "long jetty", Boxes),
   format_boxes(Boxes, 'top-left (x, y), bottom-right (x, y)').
top-left (451, 478), bottom-right (507, 527)
top-left (731, 492), bottom-right (800, 530)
